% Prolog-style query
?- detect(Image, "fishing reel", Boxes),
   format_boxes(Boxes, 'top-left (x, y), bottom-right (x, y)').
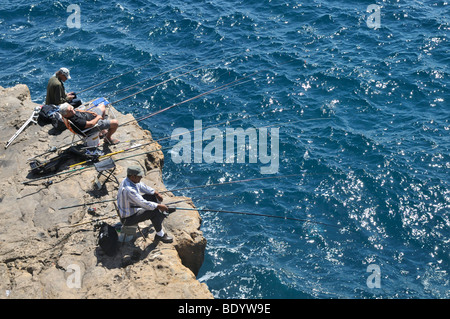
top-left (29, 158), bottom-right (60, 175)
top-left (162, 206), bottom-right (177, 217)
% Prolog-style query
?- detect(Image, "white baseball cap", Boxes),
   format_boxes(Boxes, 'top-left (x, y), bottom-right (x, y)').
top-left (59, 67), bottom-right (71, 79)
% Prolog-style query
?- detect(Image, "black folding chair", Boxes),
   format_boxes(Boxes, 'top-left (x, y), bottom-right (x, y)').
top-left (93, 157), bottom-right (119, 190)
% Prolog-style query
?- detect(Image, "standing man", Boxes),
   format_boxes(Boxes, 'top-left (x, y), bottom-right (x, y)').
top-left (117, 165), bottom-right (173, 243)
top-left (45, 67), bottom-right (81, 107)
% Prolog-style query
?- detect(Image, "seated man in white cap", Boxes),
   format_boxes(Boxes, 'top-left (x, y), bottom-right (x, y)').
top-left (117, 165), bottom-right (173, 243)
top-left (45, 67), bottom-right (81, 107)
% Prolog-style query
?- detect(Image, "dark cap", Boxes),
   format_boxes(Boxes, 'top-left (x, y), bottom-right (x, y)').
top-left (127, 165), bottom-right (144, 177)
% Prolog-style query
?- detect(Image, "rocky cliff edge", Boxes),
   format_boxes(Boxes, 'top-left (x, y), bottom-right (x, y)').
top-left (0, 84), bottom-right (213, 299)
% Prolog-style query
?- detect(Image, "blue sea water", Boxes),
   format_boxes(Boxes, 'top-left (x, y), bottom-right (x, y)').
top-left (1, 0), bottom-right (449, 299)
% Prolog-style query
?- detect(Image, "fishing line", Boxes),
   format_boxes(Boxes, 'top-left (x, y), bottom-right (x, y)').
top-left (160, 174), bottom-right (304, 194)
top-left (173, 207), bottom-right (339, 229)
top-left (106, 60), bottom-right (198, 99)
top-left (106, 50), bottom-right (244, 100)
top-left (108, 51), bottom-right (246, 107)
top-left (75, 60), bottom-right (154, 95)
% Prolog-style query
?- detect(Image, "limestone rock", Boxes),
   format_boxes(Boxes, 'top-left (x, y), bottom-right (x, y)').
top-left (0, 85), bottom-right (213, 299)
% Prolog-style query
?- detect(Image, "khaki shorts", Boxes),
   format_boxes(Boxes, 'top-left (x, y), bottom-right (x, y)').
top-left (91, 107), bottom-right (111, 130)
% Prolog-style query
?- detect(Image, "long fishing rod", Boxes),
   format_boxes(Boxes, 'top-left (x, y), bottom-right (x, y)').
top-left (124, 59), bottom-right (295, 126)
top-left (121, 74), bottom-right (256, 127)
top-left (173, 207), bottom-right (340, 229)
top-left (59, 215), bottom-right (115, 228)
top-left (75, 60), bottom-right (154, 95)
top-left (68, 109), bottom-right (256, 168)
top-left (58, 193), bottom-right (236, 210)
top-left (68, 143), bottom-right (144, 168)
top-left (23, 113), bottom-right (302, 184)
top-left (28, 55), bottom-right (284, 160)
top-left (27, 67), bottom-right (243, 165)
top-left (23, 136), bottom-right (301, 186)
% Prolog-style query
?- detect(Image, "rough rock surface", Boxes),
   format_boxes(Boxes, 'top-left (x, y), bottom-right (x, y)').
top-left (0, 84), bottom-right (213, 299)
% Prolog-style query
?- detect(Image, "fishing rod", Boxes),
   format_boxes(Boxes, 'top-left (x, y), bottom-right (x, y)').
top-left (173, 207), bottom-right (340, 229)
top-left (109, 64), bottom-right (209, 106)
top-left (22, 113), bottom-right (303, 184)
top-left (68, 111), bottom-right (256, 168)
top-left (27, 144), bottom-right (70, 161)
top-left (24, 60), bottom-right (297, 184)
top-left (68, 143), bottom-right (144, 168)
top-left (75, 60), bottom-right (154, 95)
top-left (59, 215), bottom-right (116, 228)
top-left (124, 59), bottom-right (296, 126)
top-left (58, 193), bottom-right (237, 210)
top-left (27, 55), bottom-right (284, 160)
top-left (120, 75), bottom-right (255, 127)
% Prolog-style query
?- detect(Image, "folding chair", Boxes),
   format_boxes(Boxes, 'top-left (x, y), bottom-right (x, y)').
top-left (113, 203), bottom-right (147, 244)
top-left (63, 117), bottom-right (102, 150)
top-left (93, 157), bottom-right (119, 190)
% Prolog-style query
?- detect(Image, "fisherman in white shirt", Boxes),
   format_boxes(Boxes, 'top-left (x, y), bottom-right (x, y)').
top-left (117, 165), bottom-right (173, 243)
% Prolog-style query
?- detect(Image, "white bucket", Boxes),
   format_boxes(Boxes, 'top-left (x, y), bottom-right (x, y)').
top-left (118, 225), bottom-right (138, 243)
top-left (85, 132), bottom-right (100, 148)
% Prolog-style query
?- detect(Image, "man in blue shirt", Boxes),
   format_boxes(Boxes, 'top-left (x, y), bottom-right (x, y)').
top-left (117, 165), bottom-right (173, 243)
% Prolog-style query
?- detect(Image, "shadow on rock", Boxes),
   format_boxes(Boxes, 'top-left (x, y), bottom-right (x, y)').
top-left (95, 228), bottom-right (161, 269)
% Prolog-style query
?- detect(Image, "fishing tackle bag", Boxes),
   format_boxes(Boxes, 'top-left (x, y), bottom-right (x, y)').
top-left (37, 104), bottom-right (66, 132)
top-left (97, 222), bottom-right (118, 256)
top-left (37, 104), bottom-right (59, 125)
